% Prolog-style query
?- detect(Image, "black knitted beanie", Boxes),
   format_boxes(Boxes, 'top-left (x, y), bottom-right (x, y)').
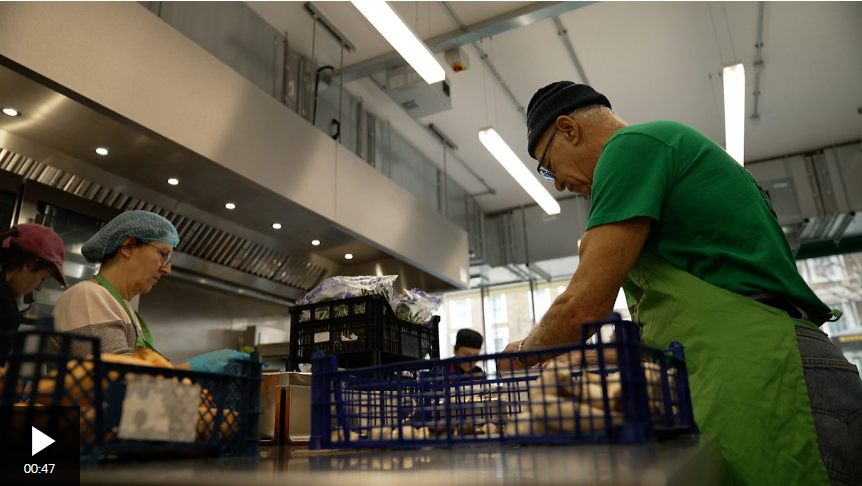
top-left (526, 81), bottom-right (611, 159)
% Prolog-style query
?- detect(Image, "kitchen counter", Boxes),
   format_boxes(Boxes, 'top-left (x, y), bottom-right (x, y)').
top-left (80, 435), bottom-right (723, 486)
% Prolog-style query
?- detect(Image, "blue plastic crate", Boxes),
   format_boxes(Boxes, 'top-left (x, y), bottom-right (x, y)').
top-left (0, 329), bottom-right (262, 460)
top-left (309, 314), bottom-right (697, 449)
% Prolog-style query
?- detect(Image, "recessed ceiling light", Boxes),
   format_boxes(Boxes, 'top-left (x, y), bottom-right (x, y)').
top-left (2, 108), bottom-right (20, 117)
top-left (167, 178), bottom-right (179, 186)
top-left (272, 223), bottom-right (282, 230)
top-left (225, 202), bottom-right (236, 210)
top-left (311, 239), bottom-right (321, 246)
top-left (344, 253), bottom-right (354, 260)
top-left (95, 147), bottom-right (109, 156)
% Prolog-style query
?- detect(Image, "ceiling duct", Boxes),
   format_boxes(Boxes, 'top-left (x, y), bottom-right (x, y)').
top-left (384, 65), bottom-right (452, 118)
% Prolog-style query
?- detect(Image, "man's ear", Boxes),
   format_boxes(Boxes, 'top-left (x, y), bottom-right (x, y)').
top-left (556, 116), bottom-right (580, 144)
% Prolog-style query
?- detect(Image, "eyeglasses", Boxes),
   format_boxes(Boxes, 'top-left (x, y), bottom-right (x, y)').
top-left (141, 242), bottom-right (173, 267)
top-left (536, 127), bottom-right (558, 181)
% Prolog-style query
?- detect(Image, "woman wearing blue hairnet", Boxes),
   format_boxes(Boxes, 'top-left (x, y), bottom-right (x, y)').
top-left (52, 210), bottom-right (247, 373)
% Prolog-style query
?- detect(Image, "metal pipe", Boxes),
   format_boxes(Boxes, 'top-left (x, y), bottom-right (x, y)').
top-left (309, 15), bottom-right (317, 122)
top-left (552, 16), bottom-right (589, 85)
top-left (521, 205), bottom-right (537, 325)
top-left (832, 213), bottom-right (854, 245)
top-left (280, 31), bottom-right (290, 107)
top-left (520, 205), bottom-right (530, 266)
top-left (480, 285), bottom-right (489, 354)
top-left (338, 44), bottom-right (344, 142)
top-left (425, 124), bottom-right (497, 195)
top-left (296, 56), bottom-right (306, 118)
top-left (529, 278), bottom-right (536, 325)
top-left (751, 1), bottom-right (765, 120)
top-left (304, 2), bottom-right (355, 52)
top-left (443, 143), bottom-right (449, 218)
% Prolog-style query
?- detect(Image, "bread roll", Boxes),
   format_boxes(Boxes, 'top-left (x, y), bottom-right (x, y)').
top-left (369, 426), bottom-right (392, 441)
top-left (398, 425), bottom-right (416, 440)
top-left (132, 347), bottom-right (173, 368)
top-left (330, 429), bottom-right (358, 442)
top-left (197, 407), bottom-right (240, 441)
top-left (530, 364), bottom-right (575, 400)
top-left (505, 410), bottom-right (543, 436)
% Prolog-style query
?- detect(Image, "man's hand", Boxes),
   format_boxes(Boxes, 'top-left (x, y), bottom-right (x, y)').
top-left (496, 341), bottom-right (527, 373)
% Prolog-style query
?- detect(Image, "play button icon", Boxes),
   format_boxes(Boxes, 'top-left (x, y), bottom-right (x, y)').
top-left (32, 426), bottom-right (55, 456)
top-left (1, 406), bottom-right (80, 484)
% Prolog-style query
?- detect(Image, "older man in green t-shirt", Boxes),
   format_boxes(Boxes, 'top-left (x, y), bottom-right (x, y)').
top-left (502, 81), bottom-right (861, 485)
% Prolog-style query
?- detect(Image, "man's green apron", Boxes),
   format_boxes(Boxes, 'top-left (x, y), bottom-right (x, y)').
top-left (94, 274), bottom-right (167, 359)
top-left (624, 252), bottom-right (829, 485)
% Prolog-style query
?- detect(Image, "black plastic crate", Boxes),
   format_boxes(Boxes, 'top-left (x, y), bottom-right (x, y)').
top-left (288, 295), bottom-right (440, 371)
top-left (0, 330), bottom-right (262, 460)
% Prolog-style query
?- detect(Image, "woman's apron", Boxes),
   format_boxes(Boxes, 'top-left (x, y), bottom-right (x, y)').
top-left (624, 251), bottom-right (829, 485)
top-left (94, 274), bottom-right (166, 359)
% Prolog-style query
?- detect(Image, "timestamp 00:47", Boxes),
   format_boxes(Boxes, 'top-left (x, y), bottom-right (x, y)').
top-left (23, 464), bottom-right (55, 474)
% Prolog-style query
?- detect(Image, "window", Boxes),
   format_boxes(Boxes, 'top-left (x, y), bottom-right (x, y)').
top-left (484, 294), bottom-right (508, 325)
top-left (448, 299), bottom-right (472, 330)
top-left (800, 256), bottom-right (845, 284)
top-left (528, 287), bottom-right (552, 322)
top-left (488, 327), bottom-right (510, 354)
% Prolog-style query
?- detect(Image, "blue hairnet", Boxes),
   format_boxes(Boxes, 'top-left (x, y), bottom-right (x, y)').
top-left (82, 210), bottom-right (180, 263)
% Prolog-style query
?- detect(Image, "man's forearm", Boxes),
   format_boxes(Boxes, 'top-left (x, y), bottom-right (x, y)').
top-left (523, 295), bottom-right (604, 349)
top-left (518, 290), bottom-right (611, 366)
top-left (515, 218), bottom-right (654, 366)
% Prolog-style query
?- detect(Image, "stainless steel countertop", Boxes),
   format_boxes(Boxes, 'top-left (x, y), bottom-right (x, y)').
top-left (80, 435), bottom-right (723, 486)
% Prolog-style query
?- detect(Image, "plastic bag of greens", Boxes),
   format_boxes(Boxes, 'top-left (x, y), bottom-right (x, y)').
top-left (392, 288), bottom-right (443, 325)
top-left (297, 275), bottom-right (397, 321)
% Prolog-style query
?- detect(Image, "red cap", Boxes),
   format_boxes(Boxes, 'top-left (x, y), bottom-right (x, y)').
top-left (2, 224), bottom-right (67, 286)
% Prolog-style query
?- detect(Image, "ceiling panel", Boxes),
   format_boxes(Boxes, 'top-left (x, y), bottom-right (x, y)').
top-left (246, 1), bottom-right (862, 214)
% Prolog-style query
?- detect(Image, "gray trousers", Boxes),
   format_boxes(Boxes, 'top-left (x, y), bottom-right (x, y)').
top-left (796, 326), bottom-right (862, 486)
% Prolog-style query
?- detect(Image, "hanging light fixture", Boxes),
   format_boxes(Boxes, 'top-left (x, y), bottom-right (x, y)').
top-left (351, 1), bottom-right (445, 84)
top-left (478, 127), bottom-right (561, 216)
top-left (723, 61), bottom-right (745, 166)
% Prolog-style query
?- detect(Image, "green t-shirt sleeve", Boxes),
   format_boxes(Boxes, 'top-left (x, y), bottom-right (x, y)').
top-left (586, 133), bottom-right (676, 230)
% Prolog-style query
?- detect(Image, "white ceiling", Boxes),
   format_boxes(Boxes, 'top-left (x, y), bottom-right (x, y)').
top-left (247, 1), bottom-right (862, 214)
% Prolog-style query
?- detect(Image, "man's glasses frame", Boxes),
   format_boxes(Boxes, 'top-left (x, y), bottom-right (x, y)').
top-left (536, 127), bottom-right (558, 181)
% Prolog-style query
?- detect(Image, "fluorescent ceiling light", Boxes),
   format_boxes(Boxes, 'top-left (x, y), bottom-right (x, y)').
top-left (2, 108), bottom-right (20, 117)
top-left (344, 253), bottom-right (354, 260)
top-left (723, 61), bottom-right (745, 166)
top-left (477, 127), bottom-right (561, 216)
top-left (311, 239), bottom-right (321, 246)
top-left (167, 178), bottom-right (179, 186)
top-left (351, 1), bottom-right (445, 84)
top-left (272, 223), bottom-right (282, 230)
top-left (225, 202), bottom-right (236, 210)
top-left (94, 147), bottom-right (109, 156)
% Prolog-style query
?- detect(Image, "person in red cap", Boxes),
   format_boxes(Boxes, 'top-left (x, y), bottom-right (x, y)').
top-left (0, 223), bottom-right (67, 361)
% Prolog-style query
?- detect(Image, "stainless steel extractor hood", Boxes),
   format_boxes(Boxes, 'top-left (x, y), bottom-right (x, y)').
top-left (0, 2), bottom-right (469, 298)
